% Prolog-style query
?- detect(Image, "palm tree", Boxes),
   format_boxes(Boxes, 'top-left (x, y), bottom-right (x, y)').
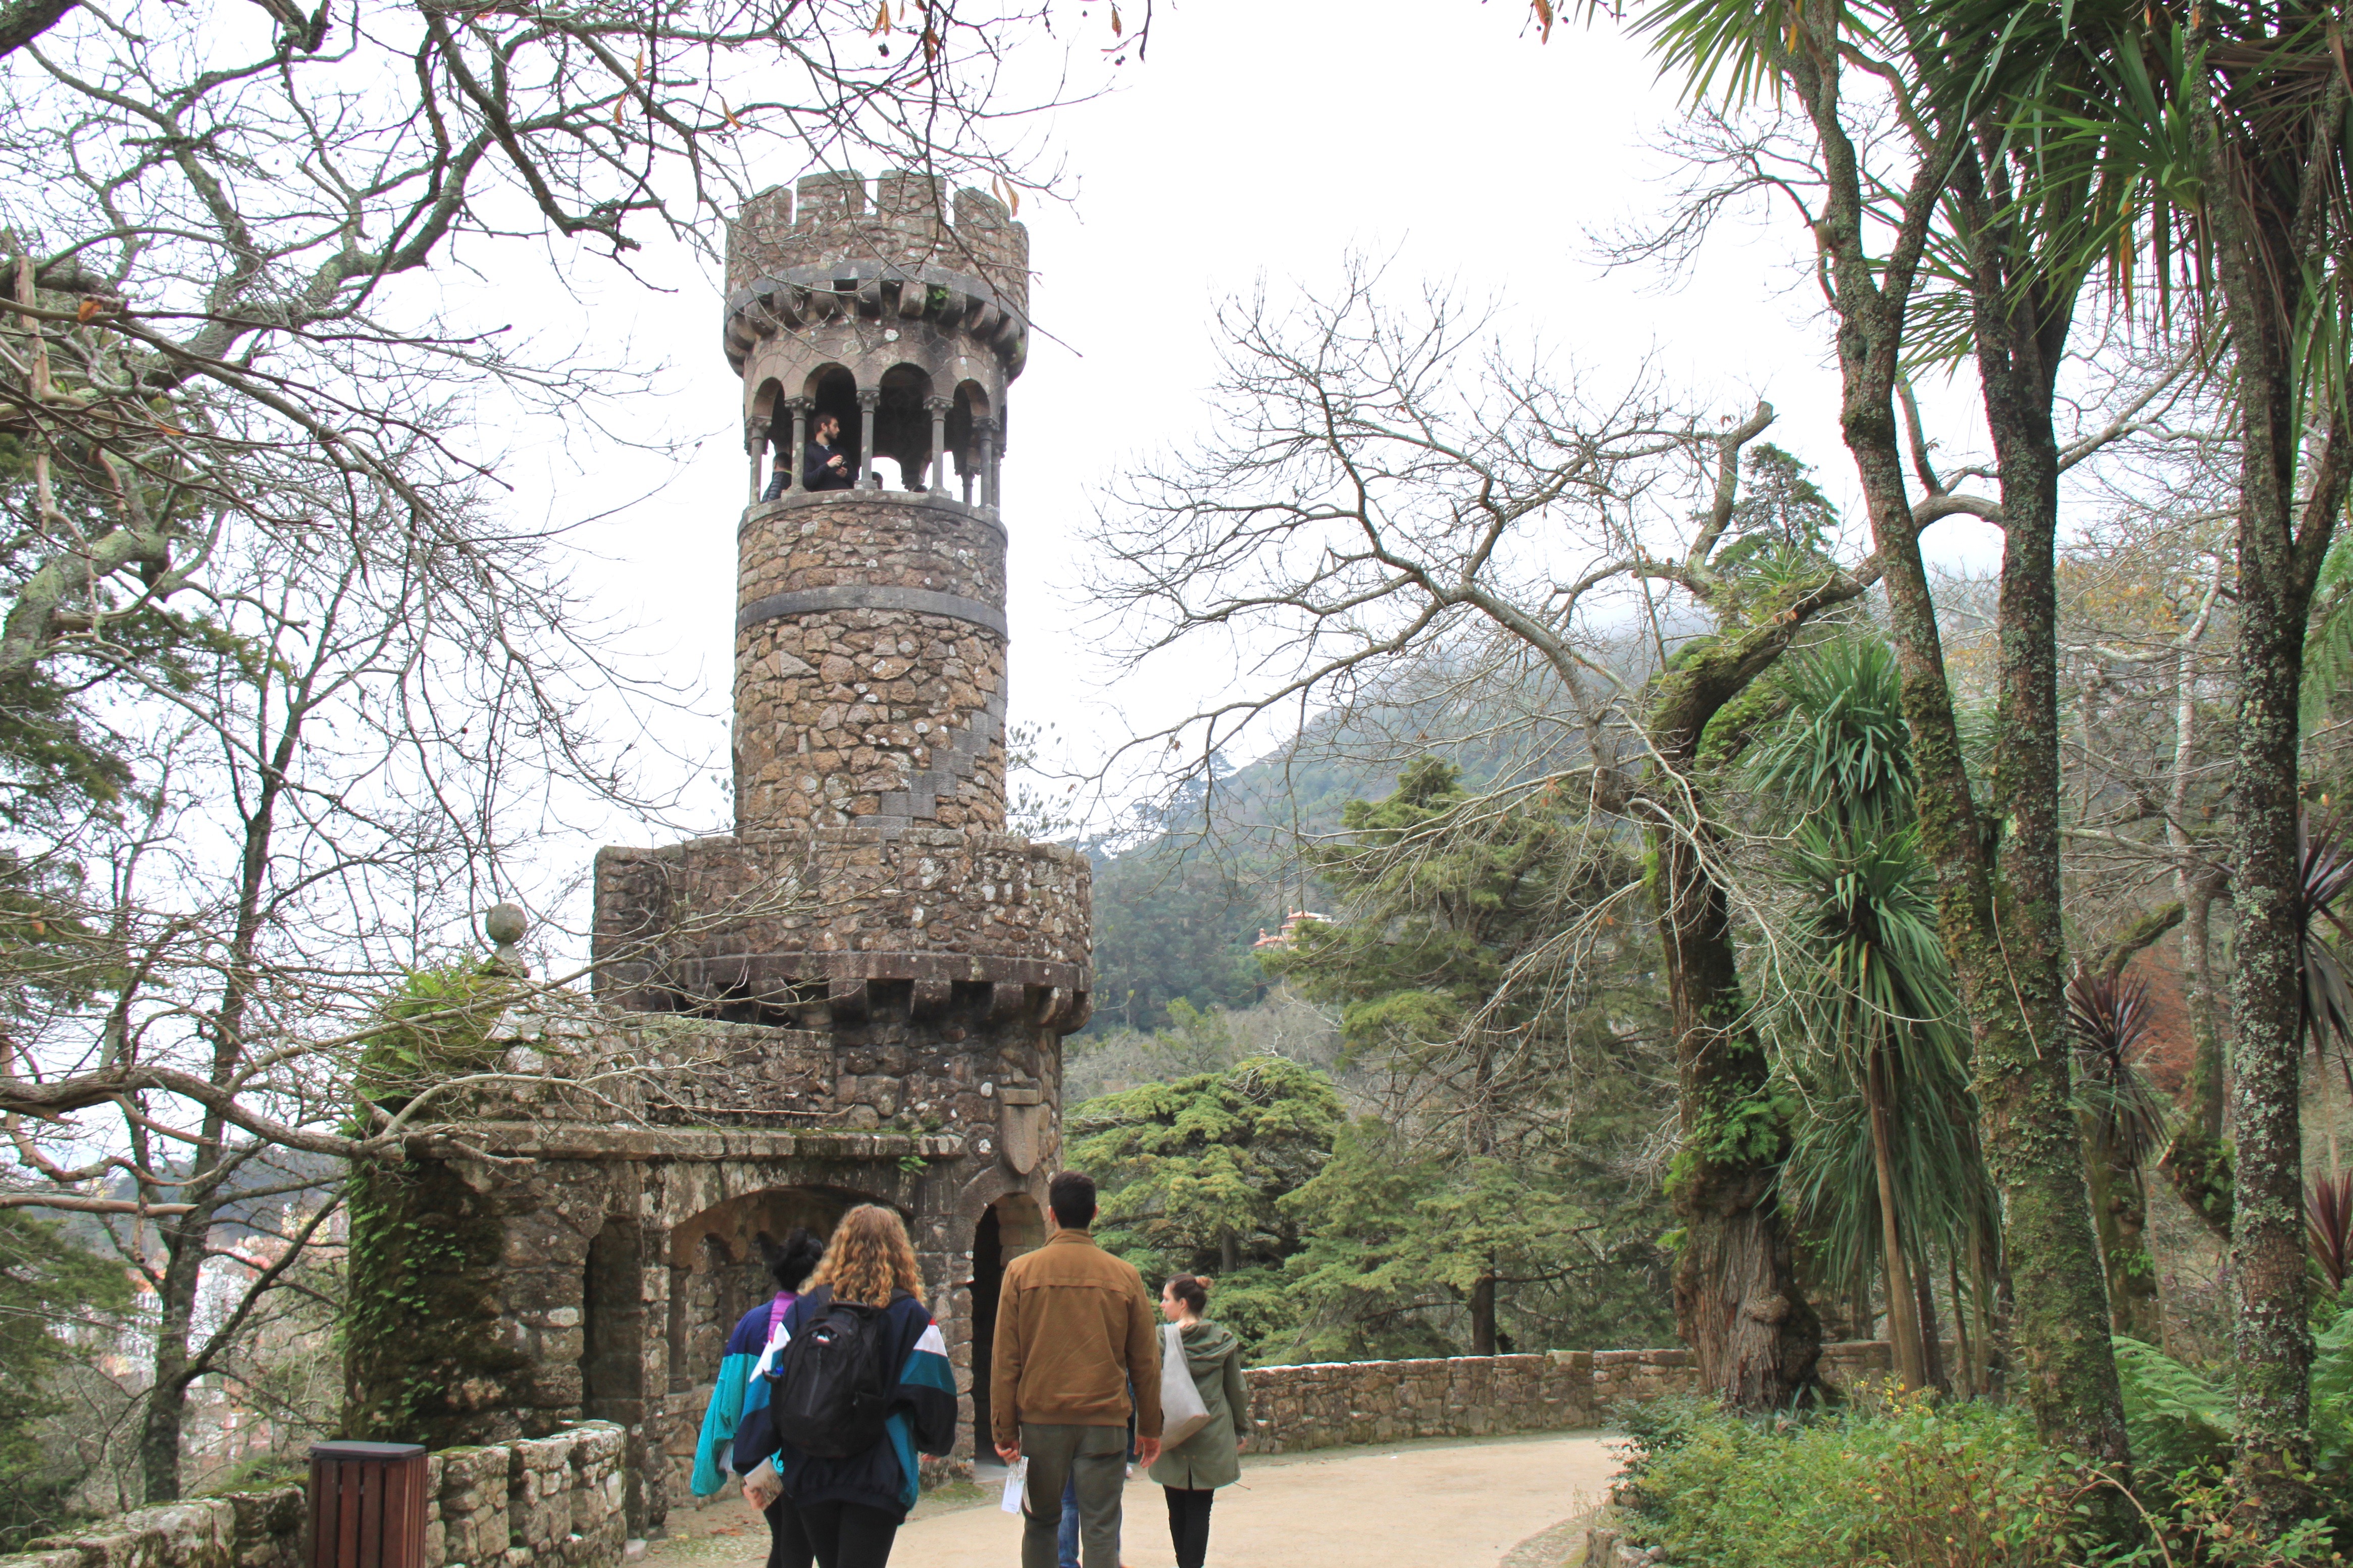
top-left (1752, 637), bottom-right (1996, 1392)
top-left (2065, 968), bottom-right (2173, 1343)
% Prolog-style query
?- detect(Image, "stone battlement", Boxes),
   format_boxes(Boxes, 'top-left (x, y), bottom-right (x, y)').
top-left (723, 170), bottom-right (1029, 377)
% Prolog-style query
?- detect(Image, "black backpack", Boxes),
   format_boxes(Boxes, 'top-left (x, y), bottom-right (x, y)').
top-left (764, 1286), bottom-right (895, 1458)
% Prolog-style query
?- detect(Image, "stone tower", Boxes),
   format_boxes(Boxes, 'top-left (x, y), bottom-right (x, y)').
top-left (343, 173), bottom-right (1090, 1527)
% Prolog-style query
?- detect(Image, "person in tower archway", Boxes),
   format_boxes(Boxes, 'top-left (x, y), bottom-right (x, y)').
top-left (803, 411), bottom-right (855, 491)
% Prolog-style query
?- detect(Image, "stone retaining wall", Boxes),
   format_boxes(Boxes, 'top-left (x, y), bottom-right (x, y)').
top-left (0, 1425), bottom-right (627, 1568)
top-left (1245, 1340), bottom-right (1902, 1455)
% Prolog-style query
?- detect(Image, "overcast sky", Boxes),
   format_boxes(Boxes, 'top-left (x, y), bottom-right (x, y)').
top-left (471, 0), bottom-right (2013, 942)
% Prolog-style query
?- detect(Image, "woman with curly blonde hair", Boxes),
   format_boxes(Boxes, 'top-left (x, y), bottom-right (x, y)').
top-left (806, 1204), bottom-right (924, 1305)
top-left (734, 1206), bottom-right (955, 1568)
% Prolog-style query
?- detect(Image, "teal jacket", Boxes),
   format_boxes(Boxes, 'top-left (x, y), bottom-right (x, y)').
top-left (689, 1293), bottom-right (792, 1497)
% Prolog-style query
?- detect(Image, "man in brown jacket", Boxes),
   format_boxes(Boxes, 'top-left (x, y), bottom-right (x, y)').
top-left (991, 1171), bottom-right (1162, 1568)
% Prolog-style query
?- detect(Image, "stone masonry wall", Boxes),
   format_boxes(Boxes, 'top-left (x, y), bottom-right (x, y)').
top-left (0, 1427), bottom-right (624, 1568)
top-left (733, 493), bottom-right (1008, 834)
top-left (593, 826), bottom-right (1091, 1019)
top-left (1244, 1341), bottom-right (1903, 1456)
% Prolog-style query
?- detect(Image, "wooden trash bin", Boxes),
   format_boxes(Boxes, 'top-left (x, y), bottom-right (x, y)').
top-left (310, 1440), bottom-right (429, 1568)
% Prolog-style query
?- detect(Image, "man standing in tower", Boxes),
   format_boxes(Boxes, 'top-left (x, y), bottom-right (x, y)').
top-left (991, 1171), bottom-right (1162, 1568)
top-left (804, 410), bottom-right (855, 491)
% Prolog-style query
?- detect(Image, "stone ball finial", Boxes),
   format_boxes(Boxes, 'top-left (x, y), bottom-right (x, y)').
top-left (484, 902), bottom-right (529, 975)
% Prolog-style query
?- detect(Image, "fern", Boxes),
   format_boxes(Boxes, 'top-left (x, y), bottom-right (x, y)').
top-left (2112, 1336), bottom-right (2233, 1479)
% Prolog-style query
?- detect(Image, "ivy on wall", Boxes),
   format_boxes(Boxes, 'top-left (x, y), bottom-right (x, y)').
top-left (341, 963), bottom-right (529, 1446)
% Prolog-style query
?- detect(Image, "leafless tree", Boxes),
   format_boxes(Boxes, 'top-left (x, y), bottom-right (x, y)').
top-left (0, 445), bottom-right (826, 1499)
top-left (1081, 254), bottom-right (2176, 1402)
top-left (0, 0), bottom-right (1109, 687)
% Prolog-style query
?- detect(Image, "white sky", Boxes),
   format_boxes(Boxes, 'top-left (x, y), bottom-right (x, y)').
top-left (474, 0), bottom-right (2013, 949)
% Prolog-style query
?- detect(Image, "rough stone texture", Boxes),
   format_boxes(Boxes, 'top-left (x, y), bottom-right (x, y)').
top-left (346, 172), bottom-right (1073, 1536)
top-left (1243, 1352), bottom-right (1597, 1455)
top-left (733, 494), bottom-right (1008, 833)
top-left (14, 1500), bottom-right (259, 1568)
top-left (0, 1425), bottom-right (628, 1568)
top-left (723, 173), bottom-right (1030, 383)
top-left (593, 829), bottom-right (1089, 1015)
top-left (1243, 1341), bottom-right (1906, 1456)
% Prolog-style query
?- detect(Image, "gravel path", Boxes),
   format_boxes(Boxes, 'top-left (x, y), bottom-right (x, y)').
top-left (649, 1431), bottom-right (1620, 1568)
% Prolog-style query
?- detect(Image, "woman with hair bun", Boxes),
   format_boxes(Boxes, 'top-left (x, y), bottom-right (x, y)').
top-left (691, 1226), bottom-right (827, 1501)
top-left (1147, 1274), bottom-right (1249, 1568)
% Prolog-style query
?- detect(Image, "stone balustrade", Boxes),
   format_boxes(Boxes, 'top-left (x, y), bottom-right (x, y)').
top-left (0, 1425), bottom-right (626, 1568)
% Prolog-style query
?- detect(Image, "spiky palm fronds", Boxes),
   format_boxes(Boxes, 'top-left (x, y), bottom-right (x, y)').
top-left (1746, 636), bottom-right (1914, 830)
top-left (1774, 818), bottom-right (1992, 1285)
top-left (2065, 968), bottom-right (2172, 1170)
top-left (2301, 814), bottom-right (2353, 1065)
top-left (2302, 538), bottom-right (2353, 733)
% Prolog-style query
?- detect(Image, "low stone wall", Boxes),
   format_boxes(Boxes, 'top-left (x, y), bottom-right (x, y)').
top-left (0, 1425), bottom-right (627, 1568)
top-left (0, 1490), bottom-right (304, 1568)
top-left (1245, 1341), bottom-right (1902, 1455)
top-left (1244, 1350), bottom-right (1597, 1454)
top-left (428, 1425), bottom-right (628, 1568)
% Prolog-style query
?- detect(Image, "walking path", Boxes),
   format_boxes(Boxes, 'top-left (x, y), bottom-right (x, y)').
top-left (649, 1431), bottom-right (1621, 1568)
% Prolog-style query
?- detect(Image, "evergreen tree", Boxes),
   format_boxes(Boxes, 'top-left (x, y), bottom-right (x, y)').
top-left (1268, 758), bottom-right (1673, 1356)
top-left (0, 1211), bottom-right (132, 1549)
top-left (1069, 1056), bottom-right (1343, 1354)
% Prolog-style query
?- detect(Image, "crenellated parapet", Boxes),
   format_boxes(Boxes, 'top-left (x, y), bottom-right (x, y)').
top-left (724, 171), bottom-right (1028, 509)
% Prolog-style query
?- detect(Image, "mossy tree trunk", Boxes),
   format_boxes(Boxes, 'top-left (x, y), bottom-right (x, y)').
top-left (1638, 559), bottom-right (1868, 1408)
top-left (2187, 52), bottom-right (2348, 1514)
top-left (2161, 879), bottom-right (2234, 1238)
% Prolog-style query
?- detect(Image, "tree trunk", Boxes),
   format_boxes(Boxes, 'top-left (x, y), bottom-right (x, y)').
top-left (1866, 1052), bottom-right (1926, 1387)
top-left (2192, 72), bottom-right (2343, 1511)
top-left (1914, 1255), bottom-right (1947, 1394)
top-left (1951, 164), bottom-right (2133, 1469)
top-left (2162, 879), bottom-right (2235, 1238)
top-left (2086, 1142), bottom-right (2163, 1342)
top-left (1656, 825), bottom-right (1821, 1407)
top-left (139, 1206), bottom-right (208, 1501)
top-left (1470, 1268), bottom-right (1497, 1356)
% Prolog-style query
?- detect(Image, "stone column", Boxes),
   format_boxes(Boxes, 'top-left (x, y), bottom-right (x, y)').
top-left (926, 396), bottom-right (951, 494)
top-left (746, 430), bottom-right (761, 504)
top-left (856, 387), bottom-right (882, 489)
top-left (786, 398), bottom-right (811, 493)
top-left (975, 417), bottom-right (999, 509)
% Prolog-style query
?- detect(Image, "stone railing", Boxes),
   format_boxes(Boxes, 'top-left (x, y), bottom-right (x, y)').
top-left (0, 1424), bottom-right (627, 1568)
top-left (1244, 1341), bottom-right (1900, 1455)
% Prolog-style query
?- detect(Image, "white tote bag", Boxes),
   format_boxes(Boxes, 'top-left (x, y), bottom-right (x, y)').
top-left (1157, 1322), bottom-right (1213, 1448)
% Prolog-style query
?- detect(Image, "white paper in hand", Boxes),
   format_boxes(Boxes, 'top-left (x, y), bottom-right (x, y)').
top-left (999, 1456), bottom-right (1028, 1515)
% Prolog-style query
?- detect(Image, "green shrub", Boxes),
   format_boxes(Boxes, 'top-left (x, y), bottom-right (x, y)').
top-left (2113, 1336), bottom-right (2234, 1482)
top-left (1614, 1378), bottom-right (2351, 1567)
top-left (351, 962), bottom-right (518, 1117)
top-left (1616, 1383), bottom-right (2087, 1567)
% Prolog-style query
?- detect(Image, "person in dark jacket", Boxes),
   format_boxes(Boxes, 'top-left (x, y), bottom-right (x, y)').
top-left (735, 1206), bottom-right (955, 1568)
top-left (692, 1228), bottom-right (826, 1500)
top-left (802, 412), bottom-right (855, 492)
top-left (1146, 1275), bottom-right (1247, 1568)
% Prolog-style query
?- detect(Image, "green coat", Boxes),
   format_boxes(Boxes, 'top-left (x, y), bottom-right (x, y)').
top-left (1146, 1318), bottom-right (1249, 1490)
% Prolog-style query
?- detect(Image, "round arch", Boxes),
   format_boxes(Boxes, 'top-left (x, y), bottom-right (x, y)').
top-left (874, 362), bottom-right (936, 489)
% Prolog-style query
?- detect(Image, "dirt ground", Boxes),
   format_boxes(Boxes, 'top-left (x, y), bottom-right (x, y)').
top-left (649, 1430), bottom-right (1621, 1568)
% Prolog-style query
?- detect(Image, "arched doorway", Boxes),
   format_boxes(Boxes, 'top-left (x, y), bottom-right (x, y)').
top-left (582, 1217), bottom-right (647, 1530)
top-left (664, 1187), bottom-right (861, 1396)
top-left (965, 1191), bottom-right (1046, 1450)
